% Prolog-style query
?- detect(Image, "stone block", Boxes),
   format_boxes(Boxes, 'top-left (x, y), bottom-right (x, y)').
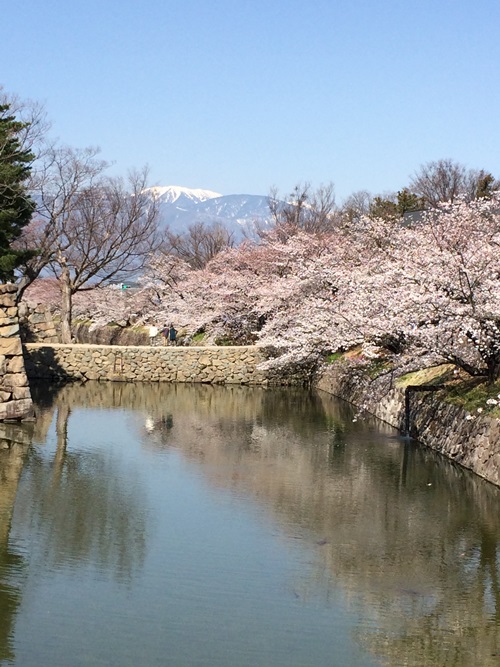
top-left (0, 283), bottom-right (18, 295)
top-left (12, 387), bottom-right (32, 400)
top-left (0, 338), bottom-right (22, 356)
top-left (0, 323), bottom-right (20, 338)
top-left (7, 356), bottom-right (25, 373)
top-left (0, 398), bottom-right (34, 421)
top-left (2, 373), bottom-right (29, 388)
top-left (36, 322), bottom-right (54, 332)
top-left (28, 313), bottom-right (49, 325)
top-left (0, 295), bottom-right (15, 308)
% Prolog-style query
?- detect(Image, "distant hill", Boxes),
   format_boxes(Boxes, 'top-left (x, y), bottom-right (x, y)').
top-left (146, 186), bottom-right (274, 239)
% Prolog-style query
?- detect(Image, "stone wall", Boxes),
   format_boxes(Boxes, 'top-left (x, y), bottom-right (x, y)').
top-left (18, 302), bottom-right (59, 343)
top-left (72, 322), bottom-right (148, 346)
top-left (24, 343), bottom-right (290, 385)
top-left (18, 306), bottom-right (156, 346)
top-left (316, 364), bottom-right (500, 487)
top-left (0, 285), bottom-right (34, 421)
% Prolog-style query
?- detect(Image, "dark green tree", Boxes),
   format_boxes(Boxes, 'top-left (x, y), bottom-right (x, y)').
top-left (369, 195), bottom-right (398, 219)
top-left (395, 187), bottom-right (424, 214)
top-left (475, 171), bottom-right (499, 199)
top-left (369, 188), bottom-right (424, 220)
top-left (0, 103), bottom-right (36, 281)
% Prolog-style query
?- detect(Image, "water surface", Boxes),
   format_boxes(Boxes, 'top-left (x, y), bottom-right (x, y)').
top-left (0, 381), bottom-right (499, 666)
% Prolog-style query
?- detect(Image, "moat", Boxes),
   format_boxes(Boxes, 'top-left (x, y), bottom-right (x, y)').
top-left (1, 381), bottom-right (499, 666)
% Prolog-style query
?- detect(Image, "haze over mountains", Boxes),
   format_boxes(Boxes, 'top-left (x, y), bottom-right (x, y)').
top-left (148, 185), bottom-right (273, 239)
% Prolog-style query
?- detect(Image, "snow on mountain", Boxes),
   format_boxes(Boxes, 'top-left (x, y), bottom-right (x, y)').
top-left (151, 186), bottom-right (274, 239)
top-left (146, 185), bottom-right (222, 207)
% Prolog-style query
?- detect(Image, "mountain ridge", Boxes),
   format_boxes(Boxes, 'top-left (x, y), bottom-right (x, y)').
top-left (146, 185), bottom-right (222, 205)
top-left (151, 185), bottom-right (273, 238)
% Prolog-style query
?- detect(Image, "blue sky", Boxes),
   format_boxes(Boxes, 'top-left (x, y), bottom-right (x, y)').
top-left (4, 0), bottom-right (500, 201)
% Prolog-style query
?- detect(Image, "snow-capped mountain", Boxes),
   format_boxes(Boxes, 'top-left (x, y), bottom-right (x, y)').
top-left (146, 185), bottom-right (222, 207)
top-left (150, 186), bottom-right (273, 239)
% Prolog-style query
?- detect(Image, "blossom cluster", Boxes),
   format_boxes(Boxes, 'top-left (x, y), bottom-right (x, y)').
top-left (143, 198), bottom-right (500, 380)
top-left (25, 197), bottom-right (500, 383)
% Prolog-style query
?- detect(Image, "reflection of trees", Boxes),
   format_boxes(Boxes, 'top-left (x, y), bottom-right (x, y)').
top-left (20, 450), bottom-right (146, 580)
top-left (142, 384), bottom-right (500, 667)
top-left (27, 380), bottom-right (500, 665)
top-left (331, 438), bottom-right (500, 666)
top-left (30, 381), bottom-right (330, 439)
top-left (21, 389), bottom-right (148, 581)
top-left (0, 424), bottom-right (33, 663)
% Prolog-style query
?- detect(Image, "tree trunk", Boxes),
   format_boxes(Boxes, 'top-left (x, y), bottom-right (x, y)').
top-left (59, 263), bottom-right (72, 344)
top-left (486, 356), bottom-right (500, 383)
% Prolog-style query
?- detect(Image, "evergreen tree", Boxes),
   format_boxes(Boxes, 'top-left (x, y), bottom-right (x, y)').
top-left (475, 171), bottom-right (499, 200)
top-left (369, 195), bottom-right (398, 220)
top-left (369, 188), bottom-right (424, 220)
top-left (396, 188), bottom-right (424, 214)
top-left (0, 103), bottom-right (36, 281)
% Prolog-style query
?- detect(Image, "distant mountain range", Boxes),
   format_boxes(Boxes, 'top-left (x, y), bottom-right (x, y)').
top-left (147, 186), bottom-right (274, 239)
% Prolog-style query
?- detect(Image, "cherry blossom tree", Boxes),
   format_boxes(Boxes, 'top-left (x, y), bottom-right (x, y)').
top-left (22, 277), bottom-right (60, 310)
top-left (383, 197), bottom-right (500, 380)
top-left (69, 189), bottom-right (500, 385)
top-left (230, 197), bottom-right (500, 381)
top-left (331, 196), bottom-right (500, 380)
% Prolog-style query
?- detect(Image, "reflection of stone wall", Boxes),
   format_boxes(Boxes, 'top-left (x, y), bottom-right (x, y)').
top-left (0, 426), bottom-right (32, 542)
top-left (317, 364), bottom-right (500, 487)
top-left (0, 285), bottom-right (34, 421)
top-left (24, 343), bottom-right (301, 385)
top-left (29, 381), bottom-right (312, 429)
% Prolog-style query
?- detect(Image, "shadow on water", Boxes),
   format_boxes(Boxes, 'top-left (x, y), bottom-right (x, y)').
top-left (3, 380), bottom-right (500, 665)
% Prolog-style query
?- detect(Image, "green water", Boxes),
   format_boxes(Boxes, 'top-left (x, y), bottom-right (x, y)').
top-left (0, 381), bottom-right (499, 666)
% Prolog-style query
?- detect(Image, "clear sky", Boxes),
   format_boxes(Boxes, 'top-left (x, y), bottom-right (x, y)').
top-left (4, 0), bottom-right (500, 201)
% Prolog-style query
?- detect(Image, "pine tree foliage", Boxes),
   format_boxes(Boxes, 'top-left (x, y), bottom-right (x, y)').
top-left (0, 103), bottom-right (36, 281)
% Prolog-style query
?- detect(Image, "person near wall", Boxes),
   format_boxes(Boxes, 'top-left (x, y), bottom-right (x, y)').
top-left (161, 324), bottom-right (169, 346)
top-left (168, 324), bottom-right (177, 346)
top-left (148, 324), bottom-right (159, 346)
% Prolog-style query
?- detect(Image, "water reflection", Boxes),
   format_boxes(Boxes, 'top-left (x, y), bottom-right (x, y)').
top-left (2, 381), bottom-right (500, 665)
top-left (0, 425), bottom-right (32, 664)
